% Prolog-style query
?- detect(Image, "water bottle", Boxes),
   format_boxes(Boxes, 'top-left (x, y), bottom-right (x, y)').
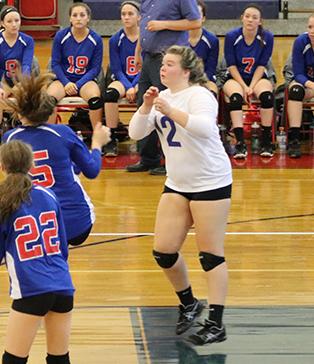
top-left (276, 127), bottom-right (286, 153)
top-left (251, 122), bottom-right (260, 154)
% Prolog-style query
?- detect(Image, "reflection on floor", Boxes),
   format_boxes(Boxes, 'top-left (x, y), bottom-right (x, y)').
top-left (132, 305), bottom-right (314, 364)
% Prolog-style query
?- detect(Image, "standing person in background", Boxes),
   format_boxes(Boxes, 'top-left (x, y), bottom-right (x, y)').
top-left (0, 140), bottom-right (74, 364)
top-left (126, 0), bottom-right (201, 175)
top-left (0, 6), bottom-right (34, 123)
top-left (189, 0), bottom-right (219, 97)
top-left (286, 14), bottom-right (314, 158)
top-left (102, 1), bottom-right (140, 157)
top-left (2, 72), bottom-right (110, 247)
top-left (223, 4), bottom-right (274, 159)
top-left (47, 2), bottom-right (104, 129)
top-left (129, 46), bottom-right (232, 345)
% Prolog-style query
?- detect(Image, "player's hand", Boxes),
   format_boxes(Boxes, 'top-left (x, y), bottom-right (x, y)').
top-left (153, 97), bottom-right (172, 115)
top-left (134, 52), bottom-right (142, 72)
top-left (143, 86), bottom-right (159, 107)
top-left (65, 82), bottom-right (78, 96)
top-left (91, 122), bottom-right (111, 150)
top-left (126, 87), bottom-right (136, 103)
top-left (146, 20), bottom-right (166, 32)
top-left (0, 88), bottom-right (6, 100)
top-left (243, 85), bottom-right (253, 103)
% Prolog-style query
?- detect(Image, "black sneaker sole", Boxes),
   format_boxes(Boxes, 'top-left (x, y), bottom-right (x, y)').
top-left (188, 333), bottom-right (227, 346)
top-left (176, 302), bottom-right (205, 335)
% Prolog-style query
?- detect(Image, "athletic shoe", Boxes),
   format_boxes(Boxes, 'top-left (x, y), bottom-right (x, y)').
top-left (233, 142), bottom-right (247, 159)
top-left (149, 166), bottom-right (166, 175)
top-left (103, 139), bottom-right (118, 157)
top-left (188, 319), bottom-right (227, 345)
top-left (176, 299), bottom-right (204, 335)
top-left (259, 143), bottom-right (274, 157)
top-left (288, 139), bottom-right (301, 158)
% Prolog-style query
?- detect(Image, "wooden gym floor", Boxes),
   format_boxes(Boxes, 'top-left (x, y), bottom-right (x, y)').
top-left (0, 37), bottom-right (313, 363)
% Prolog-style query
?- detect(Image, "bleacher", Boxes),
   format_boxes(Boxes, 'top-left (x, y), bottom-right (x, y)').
top-left (85, 0), bottom-right (280, 20)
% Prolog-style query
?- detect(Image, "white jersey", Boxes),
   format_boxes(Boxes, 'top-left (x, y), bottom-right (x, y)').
top-left (129, 85), bottom-right (232, 192)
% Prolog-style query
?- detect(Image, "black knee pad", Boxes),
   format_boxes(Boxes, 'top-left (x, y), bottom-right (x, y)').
top-left (46, 353), bottom-right (70, 364)
top-left (88, 96), bottom-right (104, 110)
top-left (2, 351), bottom-right (28, 364)
top-left (153, 250), bottom-right (179, 269)
top-left (288, 84), bottom-right (305, 101)
top-left (199, 252), bottom-right (225, 272)
top-left (229, 93), bottom-right (243, 111)
top-left (259, 91), bottom-right (274, 109)
top-left (103, 88), bottom-right (120, 103)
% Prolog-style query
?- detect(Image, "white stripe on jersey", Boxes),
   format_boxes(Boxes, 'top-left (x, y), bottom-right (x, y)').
top-left (303, 43), bottom-right (311, 55)
top-left (118, 32), bottom-right (125, 47)
top-left (6, 128), bottom-right (24, 142)
top-left (34, 185), bottom-right (57, 202)
top-left (71, 167), bottom-right (95, 224)
top-left (0, 38), bottom-right (3, 45)
top-left (18, 36), bottom-right (27, 47)
top-left (256, 34), bottom-right (267, 46)
top-left (38, 125), bottom-right (62, 137)
top-left (201, 35), bottom-right (211, 49)
top-left (88, 34), bottom-right (97, 46)
top-left (6, 252), bottom-right (22, 299)
top-left (61, 32), bottom-right (71, 45)
top-left (234, 35), bottom-right (243, 46)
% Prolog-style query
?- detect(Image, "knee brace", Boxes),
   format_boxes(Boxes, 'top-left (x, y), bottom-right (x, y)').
top-left (153, 250), bottom-right (179, 269)
top-left (228, 93), bottom-right (243, 111)
top-left (199, 252), bottom-right (225, 272)
top-left (88, 96), bottom-right (104, 110)
top-left (46, 353), bottom-right (70, 364)
top-left (103, 88), bottom-right (120, 103)
top-left (259, 91), bottom-right (274, 109)
top-left (2, 351), bottom-right (28, 364)
top-left (288, 84), bottom-right (305, 101)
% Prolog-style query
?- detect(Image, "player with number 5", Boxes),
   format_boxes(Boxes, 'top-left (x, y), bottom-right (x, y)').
top-left (223, 4), bottom-right (274, 159)
top-left (47, 2), bottom-right (104, 129)
top-left (0, 140), bottom-right (74, 364)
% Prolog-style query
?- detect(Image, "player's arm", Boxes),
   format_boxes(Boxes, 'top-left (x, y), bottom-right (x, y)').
top-left (146, 18), bottom-right (201, 32)
top-left (205, 36), bottom-right (219, 82)
top-left (21, 36), bottom-right (34, 75)
top-left (76, 37), bottom-right (103, 89)
top-left (292, 38), bottom-right (308, 86)
top-left (51, 33), bottom-right (71, 86)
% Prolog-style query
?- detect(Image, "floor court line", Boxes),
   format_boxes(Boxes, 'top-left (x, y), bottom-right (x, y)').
top-left (90, 232), bottom-right (314, 236)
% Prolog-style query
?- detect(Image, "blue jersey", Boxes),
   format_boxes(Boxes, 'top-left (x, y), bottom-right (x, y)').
top-left (0, 31), bottom-right (34, 83)
top-left (292, 32), bottom-right (314, 86)
top-left (109, 28), bottom-right (140, 90)
top-left (51, 27), bottom-right (103, 89)
top-left (190, 28), bottom-right (219, 82)
top-left (0, 185), bottom-right (74, 299)
top-left (224, 27), bottom-right (274, 81)
top-left (3, 124), bottom-right (102, 240)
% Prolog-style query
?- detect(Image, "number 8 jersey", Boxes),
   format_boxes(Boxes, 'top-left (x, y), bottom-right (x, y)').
top-left (224, 27), bottom-right (274, 82)
top-left (51, 27), bottom-right (103, 90)
top-left (0, 185), bottom-right (74, 299)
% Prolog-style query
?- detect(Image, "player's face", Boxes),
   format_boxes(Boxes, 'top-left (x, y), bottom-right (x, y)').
top-left (121, 4), bottom-right (139, 28)
top-left (242, 7), bottom-right (262, 32)
top-left (70, 6), bottom-right (90, 29)
top-left (197, 5), bottom-right (205, 24)
top-left (2, 12), bottom-right (21, 34)
top-left (160, 54), bottom-right (190, 88)
top-left (307, 16), bottom-right (314, 43)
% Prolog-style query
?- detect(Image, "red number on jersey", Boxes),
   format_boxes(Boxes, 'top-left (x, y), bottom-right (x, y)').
top-left (14, 216), bottom-right (43, 261)
top-left (14, 212), bottom-right (61, 261)
top-left (5, 59), bottom-right (18, 78)
top-left (242, 57), bottom-right (255, 74)
top-left (67, 56), bottom-right (88, 75)
top-left (126, 56), bottom-right (138, 76)
top-left (29, 150), bottom-right (55, 188)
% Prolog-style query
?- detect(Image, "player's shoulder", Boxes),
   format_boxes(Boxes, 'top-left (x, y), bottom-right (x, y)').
top-left (226, 27), bottom-right (242, 39)
top-left (88, 28), bottom-right (102, 43)
top-left (18, 32), bottom-right (34, 44)
top-left (202, 28), bottom-right (218, 41)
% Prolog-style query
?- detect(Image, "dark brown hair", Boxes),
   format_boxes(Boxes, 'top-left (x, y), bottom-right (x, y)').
top-left (69, 2), bottom-right (92, 17)
top-left (0, 140), bottom-right (33, 223)
top-left (197, 0), bottom-right (206, 18)
top-left (0, 72), bottom-right (56, 125)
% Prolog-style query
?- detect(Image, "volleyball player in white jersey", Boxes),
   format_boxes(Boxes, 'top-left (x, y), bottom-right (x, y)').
top-left (129, 45), bottom-right (232, 345)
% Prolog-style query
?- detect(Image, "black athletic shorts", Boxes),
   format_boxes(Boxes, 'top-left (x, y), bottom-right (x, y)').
top-left (163, 184), bottom-right (232, 201)
top-left (12, 292), bottom-right (74, 316)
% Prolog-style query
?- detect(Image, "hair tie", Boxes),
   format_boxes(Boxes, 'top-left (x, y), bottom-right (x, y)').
top-left (120, 1), bottom-right (140, 12)
top-left (0, 7), bottom-right (18, 21)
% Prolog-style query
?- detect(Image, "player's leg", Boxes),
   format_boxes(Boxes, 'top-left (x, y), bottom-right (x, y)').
top-left (188, 186), bottom-right (231, 345)
top-left (46, 81), bottom-right (66, 124)
top-left (223, 79), bottom-right (247, 158)
top-left (80, 81), bottom-right (104, 130)
top-left (153, 189), bottom-right (204, 335)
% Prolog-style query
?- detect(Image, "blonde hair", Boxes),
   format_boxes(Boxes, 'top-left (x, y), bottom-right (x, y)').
top-left (0, 72), bottom-right (56, 125)
top-left (0, 140), bottom-right (33, 223)
top-left (165, 45), bottom-right (208, 87)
